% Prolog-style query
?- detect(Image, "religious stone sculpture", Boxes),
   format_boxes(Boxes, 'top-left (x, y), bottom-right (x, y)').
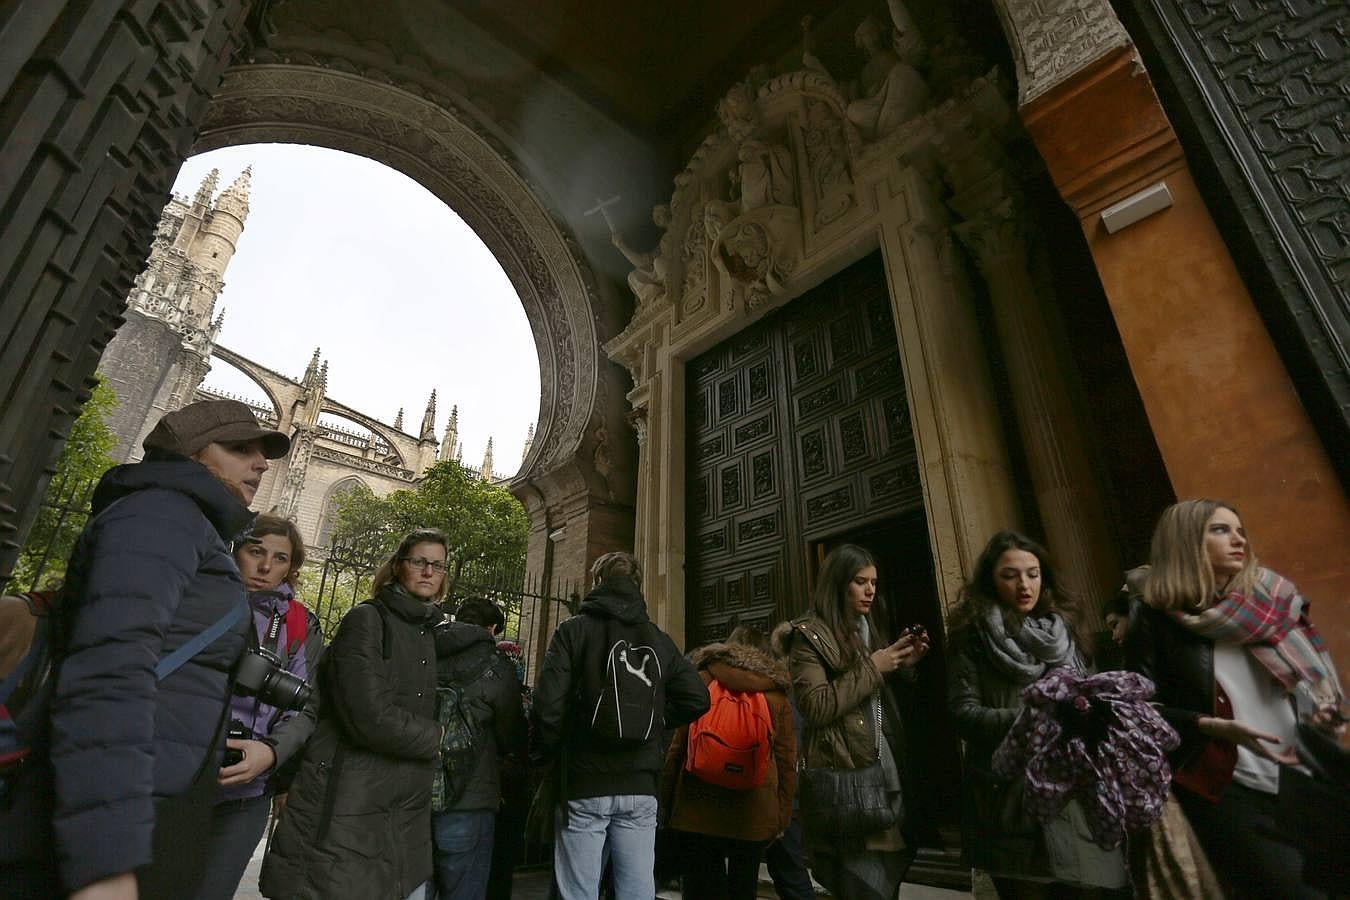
top-left (803, 2), bottom-right (930, 142)
top-left (608, 204), bottom-right (673, 308)
top-left (736, 139), bottom-right (796, 212)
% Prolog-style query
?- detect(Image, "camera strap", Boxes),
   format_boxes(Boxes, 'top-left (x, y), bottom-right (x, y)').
top-left (264, 610), bottom-right (286, 665)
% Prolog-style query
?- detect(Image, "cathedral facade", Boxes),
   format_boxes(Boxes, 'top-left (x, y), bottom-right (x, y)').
top-left (2, 0), bottom-right (1347, 779)
top-left (99, 167), bottom-right (518, 548)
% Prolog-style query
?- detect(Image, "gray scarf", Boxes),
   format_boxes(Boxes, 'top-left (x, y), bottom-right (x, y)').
top-left (976, 604), bottom-right (1081, 685)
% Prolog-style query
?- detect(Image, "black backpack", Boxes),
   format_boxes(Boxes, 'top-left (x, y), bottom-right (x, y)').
top-left (587, 621), bottom-right (662, 747)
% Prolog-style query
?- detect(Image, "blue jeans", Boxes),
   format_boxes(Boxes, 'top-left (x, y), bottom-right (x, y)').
top-left (432, 809), bottom-right (496, 900)
top-left (554, 795), bottom-right (657, 900)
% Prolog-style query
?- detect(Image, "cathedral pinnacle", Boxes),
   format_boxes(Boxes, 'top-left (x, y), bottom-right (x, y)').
top-left (420, 390), bottom-right (438, 442)
top-left (394, 408), bottom-right (405, 431)
top-left (302, 347), bottom-right (321, 386)
top-left (480, 437), bottom-right (495, 481)
top-left (522, 423), bottom-right (535, 463)
top-left (193, 168), bottom-right (220, 208)
top-left (318, 360), bottom-right (328, 392)
top-left (440, 404), bottom-right (459, 460)
top-left (214, 165), bottom-right (252, 220)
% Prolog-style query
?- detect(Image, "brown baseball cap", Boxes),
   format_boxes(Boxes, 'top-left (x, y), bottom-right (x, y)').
top-left (143, 399), bottom-right (290, 459)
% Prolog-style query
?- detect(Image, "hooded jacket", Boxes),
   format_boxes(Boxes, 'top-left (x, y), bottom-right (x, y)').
top-left (260, 583), bottom-right (441, 900)
top-left (1, 456), bottom-right (254, 893)
top-left (532, 576), bottom-right (710, 800)
top-left (219, 583), bottom-right (324, 803)
top-left (432, 619), bottom-right (527, 811)
top-left (660, 642), bottom-right (797, 842)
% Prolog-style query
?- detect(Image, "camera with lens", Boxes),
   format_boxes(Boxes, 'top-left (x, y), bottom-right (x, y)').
top-left (235, 645), bottom-right (313, 712)
top-left (223, 719), bottom-right (251, 767)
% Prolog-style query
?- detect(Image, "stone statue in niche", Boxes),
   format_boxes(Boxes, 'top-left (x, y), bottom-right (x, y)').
top-left (608, 204), bottom-right (673, 308)
top-left (735, 139), bottom-right (796, 212)
top-left (802, 1), bottom-right (930, 142)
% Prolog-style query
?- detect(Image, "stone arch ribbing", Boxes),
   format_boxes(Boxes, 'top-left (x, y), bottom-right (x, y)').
top-left (193, 63), bottom-right (602, 488)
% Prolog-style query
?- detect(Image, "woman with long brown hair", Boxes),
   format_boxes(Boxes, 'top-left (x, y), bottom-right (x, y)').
top-left (947, 530), bottom-right (1125, 898)
top-left (1127, 500), bottom-right (1343, 899)
top-left (787, 543), bottom-right (928, 899)
top-left (262, 528), bottom-right (449, 900)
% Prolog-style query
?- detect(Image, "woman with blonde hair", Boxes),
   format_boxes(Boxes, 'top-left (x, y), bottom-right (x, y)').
top-left (1127, 499), bottom-right (1343, 899)
top-left (262, 528), bottom-right (449, 900)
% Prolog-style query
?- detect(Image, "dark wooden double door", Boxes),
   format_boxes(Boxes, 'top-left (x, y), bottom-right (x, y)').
top-left (685, 252), bottom-right (926, 643)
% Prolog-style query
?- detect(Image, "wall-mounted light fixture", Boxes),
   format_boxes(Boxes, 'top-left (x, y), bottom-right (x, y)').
top-left (1101, 182), bottom-right (1173, 234)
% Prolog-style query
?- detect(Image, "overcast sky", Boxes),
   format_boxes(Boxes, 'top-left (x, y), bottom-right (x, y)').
top-left (172, 144), bottom-right (540, 476)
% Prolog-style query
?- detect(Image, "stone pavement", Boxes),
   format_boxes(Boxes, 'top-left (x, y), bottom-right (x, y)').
top-left (232, 835), bottom-right (974, 899)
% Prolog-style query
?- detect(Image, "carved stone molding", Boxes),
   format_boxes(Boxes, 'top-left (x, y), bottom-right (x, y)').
top-left (991, 0), bottom-right (1132, 106)
top-left (195, 63), bottom-right (603, 486)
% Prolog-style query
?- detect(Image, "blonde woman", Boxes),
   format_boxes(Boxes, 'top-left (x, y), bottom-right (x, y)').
top-left (1127, 500), bottom-right (1343, 899)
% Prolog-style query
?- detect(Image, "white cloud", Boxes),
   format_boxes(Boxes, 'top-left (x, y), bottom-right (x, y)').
top-left (174, 143), bottom-right (541, 476)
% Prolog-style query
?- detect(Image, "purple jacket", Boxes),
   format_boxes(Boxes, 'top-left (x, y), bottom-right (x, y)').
top-left (218, 584), bottom-right (323, 802)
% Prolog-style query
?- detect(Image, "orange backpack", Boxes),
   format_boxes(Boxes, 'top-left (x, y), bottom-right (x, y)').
top-left (685, 680), bottom-right (773, 790)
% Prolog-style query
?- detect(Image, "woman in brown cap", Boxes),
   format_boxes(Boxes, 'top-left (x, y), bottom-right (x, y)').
top-left (1, 399), bottom-right (288, 900)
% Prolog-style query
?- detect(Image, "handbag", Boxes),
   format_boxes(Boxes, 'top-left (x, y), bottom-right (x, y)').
top-left (798, 689), bottom-right (900, 839)
top-left (1128, 792), bottom-right (1223, 899)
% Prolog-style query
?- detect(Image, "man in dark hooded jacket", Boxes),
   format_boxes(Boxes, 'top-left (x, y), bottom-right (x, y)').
top-left (430, 597), bottom-right (526, 899)
top-left (532, 551), bottom-right (709, 900)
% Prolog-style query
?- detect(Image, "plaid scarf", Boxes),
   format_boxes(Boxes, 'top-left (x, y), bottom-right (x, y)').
top-left (1169, 568), bottom-right (1342, 701)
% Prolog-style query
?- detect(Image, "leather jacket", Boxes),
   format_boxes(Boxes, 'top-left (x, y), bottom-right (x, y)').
top-left (1124, 600), bottom-right (1214, 768)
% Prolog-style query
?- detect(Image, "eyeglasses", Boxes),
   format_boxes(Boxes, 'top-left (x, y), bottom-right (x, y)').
top-left (401, 556), bottom-right (447, 573)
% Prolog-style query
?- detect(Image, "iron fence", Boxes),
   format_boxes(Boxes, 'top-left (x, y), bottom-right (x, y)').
top-left (9, 473), bottom-right (98, 592)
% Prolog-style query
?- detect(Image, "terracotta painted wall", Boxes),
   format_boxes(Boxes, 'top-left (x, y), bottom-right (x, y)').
top-left (1023, 49), bottom-right (1350, 686)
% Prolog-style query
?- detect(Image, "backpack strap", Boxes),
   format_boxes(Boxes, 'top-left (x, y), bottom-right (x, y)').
top-left (362, 600), bottom-right (392, 661)
top-left (154, 601), bottom-right (247, 681)
top-left (285, 599), bottom-right (309, 655)
top-left (0, 618), bottom-right (48, 707)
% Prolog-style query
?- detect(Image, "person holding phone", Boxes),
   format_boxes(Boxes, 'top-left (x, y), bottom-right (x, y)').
top-left (787, 543), bottom-right (928, 900)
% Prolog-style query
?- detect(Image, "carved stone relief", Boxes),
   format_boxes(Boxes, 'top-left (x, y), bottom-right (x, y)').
top-left (990, 0), bottom-right (1132, 105)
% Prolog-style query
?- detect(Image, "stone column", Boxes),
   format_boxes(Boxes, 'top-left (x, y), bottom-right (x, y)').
top-left (953, 194), bottom-right (1119, 614)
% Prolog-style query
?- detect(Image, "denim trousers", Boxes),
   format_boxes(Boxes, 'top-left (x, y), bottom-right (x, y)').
top-left (432, 808), bottom-right (497, 900)
top-left (554, 794), bottom-right (657, 900)
top-left (193, 794), bottom-right (272, 900)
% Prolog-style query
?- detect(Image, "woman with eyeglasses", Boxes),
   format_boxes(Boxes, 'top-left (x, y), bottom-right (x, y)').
top-left (261, 529), bottom-right (450, 900)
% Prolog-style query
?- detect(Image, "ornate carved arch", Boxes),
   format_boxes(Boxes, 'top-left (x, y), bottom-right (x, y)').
top-left (194, 63), bottom-right (603, 487)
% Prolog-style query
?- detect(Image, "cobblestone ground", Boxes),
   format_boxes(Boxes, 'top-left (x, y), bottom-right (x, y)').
top-left (232, 834), bottom-right (973, 899)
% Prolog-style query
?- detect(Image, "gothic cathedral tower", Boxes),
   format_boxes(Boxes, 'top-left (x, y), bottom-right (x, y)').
top-left (101, 166), bottom-right (252, 461)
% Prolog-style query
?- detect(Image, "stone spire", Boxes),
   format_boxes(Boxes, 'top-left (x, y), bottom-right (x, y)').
top-left (393, 407), bottom-right (404, 431)
top-left (521, 423), bottom-right (535, 463)
top-left (318, 360), bottom-right (328, 392)
top-left (302, 347), bottom-right (321, 387)
top-left (455, 442), bottom-right (463, 464)
top-left (193, 168), bottom-right (220, 208)
top-left (420, 390), bottom-right (438, 442)
top-left (480, 437), bottom-right (494, 481)
top-left (214, 165), bottom-right (252, 220)
top-left (440, 404), bottom-right (459, 459)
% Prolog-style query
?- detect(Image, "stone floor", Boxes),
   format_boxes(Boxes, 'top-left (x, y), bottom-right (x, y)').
top-left (232, 836), bottom-right (974, 898)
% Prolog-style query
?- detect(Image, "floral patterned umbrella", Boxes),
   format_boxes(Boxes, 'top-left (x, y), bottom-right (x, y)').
top-left (992, 668), bottom-right (1180, 849)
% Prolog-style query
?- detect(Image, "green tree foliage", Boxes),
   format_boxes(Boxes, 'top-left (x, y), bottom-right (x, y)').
top-left (319, 461), bottom-right (529, 620)
top-left (12, 378), bottom-right (118, 590)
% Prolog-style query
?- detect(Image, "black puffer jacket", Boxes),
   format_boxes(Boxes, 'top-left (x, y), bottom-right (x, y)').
top-left (532, 576), bottom-right (709, 800)
top-left (261, 583), bottom-right (441, 900)
top-left (433, 620), bottom-right (526, 811)
top-left (1, 457), bottom-right (254, 893)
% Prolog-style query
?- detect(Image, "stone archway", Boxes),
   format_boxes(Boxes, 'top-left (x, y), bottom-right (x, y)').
top-left (194, 62), bottom-right (600, 487)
